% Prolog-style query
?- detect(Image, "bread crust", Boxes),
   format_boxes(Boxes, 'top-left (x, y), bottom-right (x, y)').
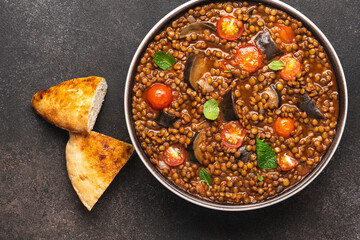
top-left (31, 76), bottom-right (105, 134)
top-left (66, 131), bottom-right (134, 211)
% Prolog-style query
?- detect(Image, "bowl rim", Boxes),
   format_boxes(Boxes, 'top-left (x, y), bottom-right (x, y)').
top-left (124, 0), bottom-right (348, 211)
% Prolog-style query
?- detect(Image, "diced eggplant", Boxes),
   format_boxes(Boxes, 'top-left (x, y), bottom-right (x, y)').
top-left (179, 22), bottom-right (217, 38)
top-left (263, 84), bottom-right (281, 108)
top-left (186, 130), bottom-right (206, 165)
top-left (247, 6), bottom-right (256, 15)
top-left (184, 53), bottom-right (214, 93)
top-left (238, 146), bottom-right (251, 163)
top-left (297, 93), bottom-right (324, 119)
top-left (220, 90), bottom-right (238, 122)
top-left (155, 111), bottom-right (178, 128)
top-left (254, 30), bottom-right (283, 61)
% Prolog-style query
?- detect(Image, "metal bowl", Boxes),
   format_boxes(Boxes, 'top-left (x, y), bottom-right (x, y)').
top-left (124, 0), bottom-right (348, 211)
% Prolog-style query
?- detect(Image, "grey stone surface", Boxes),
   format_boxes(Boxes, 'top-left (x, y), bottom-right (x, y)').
top-left (0, 0), bottom-right (359, 239)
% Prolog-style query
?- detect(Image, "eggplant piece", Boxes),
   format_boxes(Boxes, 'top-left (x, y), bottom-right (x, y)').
top-left (297, 93), bottom-right (324, 119)
top-left (179, 22), bottom-right (217, 38)
top-left (184, 53), bottom-right (214, 93)
top-left (247, 6), bottom-right (256, 15)
top-left (220, 90), bottom-right (238, 122)
top-left (155, 111), bottom-right (178, 128)
top-left (186, 130), bottom-right (206, 165)
top-left (263, 84), bottom-right (281, 108)
top-left (254, 30), bottom-right (283, 61)
top-left (238, 146), bottom-right (251, 163)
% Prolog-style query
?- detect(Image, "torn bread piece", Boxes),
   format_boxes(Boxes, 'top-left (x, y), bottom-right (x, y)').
top-left (66, 131), bottom-right (134, 211)
top-left (31, 76), bottom-right (107, 135)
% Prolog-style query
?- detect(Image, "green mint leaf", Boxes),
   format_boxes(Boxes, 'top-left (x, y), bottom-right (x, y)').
top-left (199, 169), bottom-right (212, 185)
top-left (224, 69), bottom-right (233, 73)
top-left (257, 173), bottom-right (263, 181)
top-left (268, 60), bottom-right (285, 71)
top-left (203, 99), bottom-right (219, 120)
top-left (153, 51), bottom-right (176, 70)
top-left (256, 138), bottom-right (277, 169)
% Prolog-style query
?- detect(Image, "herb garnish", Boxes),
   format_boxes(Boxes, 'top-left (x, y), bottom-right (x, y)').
top-left (199, 169), bottom-right (212, 185)
top-left (153, 51), bottom-right (176, 70)
top-left (256, 138), bottom-right (277, 169)
top-left (224, 69), bottom-right (233, 73)
top-left (203, 99), bottom-right (219, 120)
top-left (257, 173), bottom-right (263, 182)
top-left (268, 60), bottom-right (285, 71)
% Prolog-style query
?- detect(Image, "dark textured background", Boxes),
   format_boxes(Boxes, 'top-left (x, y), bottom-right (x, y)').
top-left (1, 0), bottom-right (359, 239)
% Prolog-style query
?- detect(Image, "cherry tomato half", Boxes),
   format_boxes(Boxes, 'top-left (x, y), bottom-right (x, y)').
top-left (273, 117), bottom-right (295, 139)
top-left (217, 16), bottom-right (244, 41)
top-left (273, 24), bottom-right (295, 44)
top-left (163, 144), bottom-right (186, 167)
top-left (221, 121), bottom-right (246, 149)
top-left (277, 153), bottom-right (299, 171)
top-left (279, 54), bottom-right (301, 81)
top-left (235, 45), bottom-right (263, 73)
top-left (145, 83), bottom-right (173, 110)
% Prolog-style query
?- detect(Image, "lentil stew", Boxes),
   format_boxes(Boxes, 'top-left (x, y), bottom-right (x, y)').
top-left (131, 1), bottom-right (339, 204)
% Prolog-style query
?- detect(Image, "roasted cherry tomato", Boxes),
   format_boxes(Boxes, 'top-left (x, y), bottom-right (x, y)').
top-left (145, 83), bottom-right (173, 110)
top-left (234, 45), bottom-right (263, 73)
top-left (217, 16), bottom-right (244, 41)
top-left (163, 144), bottom-right (186, 167)
top-left (279, 54), bottom-right (301, 81)
top-left (221, 121), bottom-right (247, 149)
top-left (273, 117), bottom-right (295, 138)
top-left (277, 153), bottom-right (299, 171)
top-left (273, 24), bottom-right (295, 44)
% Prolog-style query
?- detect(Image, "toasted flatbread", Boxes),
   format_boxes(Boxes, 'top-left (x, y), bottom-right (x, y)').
top-left (31, 76), bottom-right (107, 135)
top-left (66, 131), bottom-right (134, 211)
